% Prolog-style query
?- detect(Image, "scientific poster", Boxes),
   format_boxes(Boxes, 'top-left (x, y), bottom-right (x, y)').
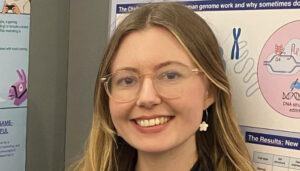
top-left (0, 0), bottom-right (30, 170)
top-left (110, 0), bottom-right (300, 170)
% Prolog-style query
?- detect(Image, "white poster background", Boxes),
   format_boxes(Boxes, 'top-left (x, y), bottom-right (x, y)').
top-left (0, 6), bottom-right (30, 171)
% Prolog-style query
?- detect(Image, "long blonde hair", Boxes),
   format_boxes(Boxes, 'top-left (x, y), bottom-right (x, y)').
top-left (69, 2), bottom-right (254, 171)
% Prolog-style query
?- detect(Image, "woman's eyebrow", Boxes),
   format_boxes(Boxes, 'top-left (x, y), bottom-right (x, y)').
top-left (154, 61), bottom-right (188, 70)
top-left (113, 67), bottom-right (139, 73)
top-left (113, 61), bottom-right (188, 73)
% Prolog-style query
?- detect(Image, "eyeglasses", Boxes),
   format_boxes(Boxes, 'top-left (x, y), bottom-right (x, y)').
top-left (101, 63), bottom-right (201, 102)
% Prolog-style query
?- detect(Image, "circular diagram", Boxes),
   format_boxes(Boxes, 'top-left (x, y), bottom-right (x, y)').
top-left (258, 20), bottom-right (300, 118)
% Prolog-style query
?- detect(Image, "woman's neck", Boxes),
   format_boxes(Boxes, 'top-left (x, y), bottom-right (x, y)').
top-left (135, 135), bottom-right (198, 171)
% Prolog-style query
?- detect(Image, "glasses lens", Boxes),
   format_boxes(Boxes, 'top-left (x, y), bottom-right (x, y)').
top-left (154, 64), bottom-right (193, 99)
top-left (107, 70), bottom-right (140, 102)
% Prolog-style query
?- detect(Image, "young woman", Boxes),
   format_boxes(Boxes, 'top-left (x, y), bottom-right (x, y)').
top-left (70, 2), bottom-right (254, 171)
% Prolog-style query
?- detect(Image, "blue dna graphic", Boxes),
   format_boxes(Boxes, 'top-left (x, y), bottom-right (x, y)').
top-left (222, 27), bottom-right (259, 97)
top-left (264, 41), bottom-right (300, 75)
top-left (233, 40), bottom-right (259, 97)
top-left (283, 79), bottom-right (300, 101)
top-left (291, 80), bottom-right (300, 90)
top-left (231, 28), bottom-right (241, 60)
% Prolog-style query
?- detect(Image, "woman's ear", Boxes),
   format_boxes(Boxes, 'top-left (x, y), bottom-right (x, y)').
top-left (204, 88), bottom-right (215, 110)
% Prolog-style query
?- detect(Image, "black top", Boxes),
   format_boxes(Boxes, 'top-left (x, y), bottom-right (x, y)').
top-left (190, 160), bottom-right (200, 171)
top-left (129, 160), bottom-right (213, 171)
top-left (190, 159), bottom-right (214, 171)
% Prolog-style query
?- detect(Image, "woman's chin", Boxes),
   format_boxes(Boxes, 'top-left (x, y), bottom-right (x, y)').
top-left (133, 141), bottom-right (175, 154)
top-left (136, 146), bottom-right (171, 154)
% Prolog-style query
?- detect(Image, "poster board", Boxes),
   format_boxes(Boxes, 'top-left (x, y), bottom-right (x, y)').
top-left (110, 0), bottom-right (300, 170)
top-left (0, 0), bottom-right (30, 170)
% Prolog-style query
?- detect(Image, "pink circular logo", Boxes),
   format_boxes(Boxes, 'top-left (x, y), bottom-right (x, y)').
top-left (258, 20), bottom-right (300, 118)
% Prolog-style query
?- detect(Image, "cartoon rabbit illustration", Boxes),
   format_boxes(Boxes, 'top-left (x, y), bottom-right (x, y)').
top-left (8, 69), bottom-right (28, 106)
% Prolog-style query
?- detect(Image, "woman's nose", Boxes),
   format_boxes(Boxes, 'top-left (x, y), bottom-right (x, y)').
top-left (136, 78), bottom-right (162, 108)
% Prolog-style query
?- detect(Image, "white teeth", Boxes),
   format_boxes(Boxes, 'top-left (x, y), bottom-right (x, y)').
top-left (144, 120), bottom-right (149, 127)
top-left (155, 118), bottom-right (159, 125)
top-left (149, 119), bottom-right (155, 126)
top-left (164, 117), bottom-right (168, 122)
top-left (159, 117), bottom-right (164, 123)
top-left (136, 117), bottom-right (171, 127)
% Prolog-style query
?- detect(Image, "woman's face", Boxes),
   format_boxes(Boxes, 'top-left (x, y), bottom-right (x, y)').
top-left (109, 26), bottom-right (214, 153)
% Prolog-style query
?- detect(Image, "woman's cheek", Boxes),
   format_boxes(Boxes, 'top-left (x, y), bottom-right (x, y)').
top-left (109, 100), bottom-right (133, 124)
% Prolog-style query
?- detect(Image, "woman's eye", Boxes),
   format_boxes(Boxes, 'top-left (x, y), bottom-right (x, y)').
top-left (116, 77), bottom-right (136, 86)
top-left (166, 73), bottom-right (178, 79)
top-left (161, 72), bottom-right (181, 80)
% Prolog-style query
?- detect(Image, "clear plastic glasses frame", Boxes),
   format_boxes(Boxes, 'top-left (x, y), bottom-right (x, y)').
top-left (101, 64), bottom-right (201, 103)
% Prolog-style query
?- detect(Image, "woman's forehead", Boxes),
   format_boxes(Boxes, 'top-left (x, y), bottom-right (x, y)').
top-left (110, 26), bottom-right (197, 72)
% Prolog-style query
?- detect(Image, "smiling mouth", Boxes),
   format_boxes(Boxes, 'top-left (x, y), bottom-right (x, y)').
top-left (135, 116), bottom-right (172, 127)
